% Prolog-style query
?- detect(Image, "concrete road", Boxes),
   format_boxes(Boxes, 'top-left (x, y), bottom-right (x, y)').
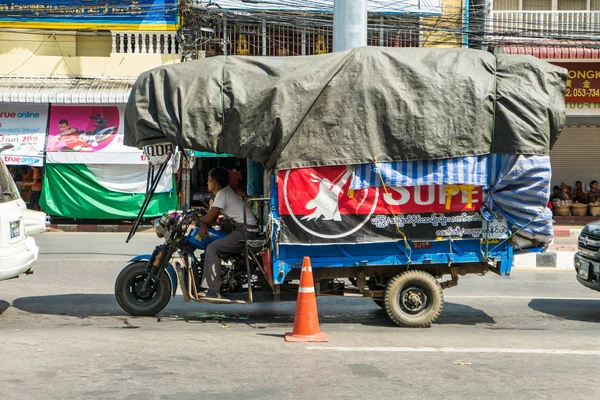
top-left (2, 233), bottom-right (600, 400)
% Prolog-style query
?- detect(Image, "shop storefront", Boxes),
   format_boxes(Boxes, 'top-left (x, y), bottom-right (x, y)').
top-left (549, 62), bottom-right (600, 202)
top-left (0, 104), bottom-right (48, 208)
top-left (0, 1), bottom-right (181, 219)
top-left (550, 124), bottom-right (600, 188)
top-left (495, 45), bottom-right (600, 215)
top-left (42, 105), bottom-right (177, 219)
top-left (543, 61), bottom-right (600, 216)
top-left (0, 78), bottom-right (178, 219)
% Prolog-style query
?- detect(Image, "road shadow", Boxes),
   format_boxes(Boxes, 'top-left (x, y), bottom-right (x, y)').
top-left (10, 294), bottom-right (389, 326)
top-left (529, 299), bottom-right (600, 323)
top-left (436, 302), bottom-right (496, 325)
top-left (256, 333), bottom-right (286, 339)
top-left (362, 302), bottom-right (495, 327)
top-left (11, 295), bottom-right (495, 327)
top-left (12, 294), bottom-right (119, 318)
top-left (0, 300), bottom-right (9, 315)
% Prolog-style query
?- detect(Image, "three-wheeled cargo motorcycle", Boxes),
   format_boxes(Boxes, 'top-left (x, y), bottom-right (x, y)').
top-left (115, 47), bottom-right (566, 327)
top-left (116, 156), bottom-right (518, 328)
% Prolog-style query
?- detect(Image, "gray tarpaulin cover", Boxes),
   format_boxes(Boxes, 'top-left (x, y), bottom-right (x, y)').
top-left (124, 47), bottom-right (566, 170)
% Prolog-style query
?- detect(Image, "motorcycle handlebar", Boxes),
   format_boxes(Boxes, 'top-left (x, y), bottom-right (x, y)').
top-left (182, 208), bottom-right (206, 227)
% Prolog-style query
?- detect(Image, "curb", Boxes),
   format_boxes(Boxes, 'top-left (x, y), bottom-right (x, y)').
top-left (513, 250), bottom-right (576, 270)
top-left (554, 228), bottom-right (582, 238)
top-left (49, 224), bottom-right (154, 233)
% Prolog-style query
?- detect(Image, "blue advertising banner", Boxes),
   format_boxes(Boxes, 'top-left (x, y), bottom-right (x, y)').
top-left (0, 1), bottom-right (179, 30)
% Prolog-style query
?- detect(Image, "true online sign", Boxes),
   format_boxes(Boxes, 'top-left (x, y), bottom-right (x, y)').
top-left (0, 105), bottom-right (48, 165)
top-left (0, 111), bottom-right (41, 118)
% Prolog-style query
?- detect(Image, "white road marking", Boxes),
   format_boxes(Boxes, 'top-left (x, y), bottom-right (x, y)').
top-left (446, 295), bottom-right (600, 301)
top-left (307, 347), bottom-right (600, 355)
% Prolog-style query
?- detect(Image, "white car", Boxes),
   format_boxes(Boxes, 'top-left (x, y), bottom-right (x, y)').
top-left (0, 145), bottom-right (46, 282)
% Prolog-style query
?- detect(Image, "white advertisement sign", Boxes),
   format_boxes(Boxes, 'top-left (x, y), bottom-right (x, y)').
top-left (0, 104), bottom-right (48, 166)
top-left (45, 105), bottom-right (146, 164)
top-left (565, 102), bottom-right (600, 116)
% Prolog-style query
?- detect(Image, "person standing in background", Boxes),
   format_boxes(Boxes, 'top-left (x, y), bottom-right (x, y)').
top-left (8, 165), bottom-right (17, 179)
top-left (7, 165), bottom-right (22, 193)
top-left (20, 166), bottom-right (34, 203)
top-left (556, 183), bottom-right (570, 201)
top-left (23, 167), bottom-right (42, 210)
top-left (228, 167), bottom-right (243, 193)
top-left (588, 181), bottom-right (600, 203)
top-left (573, 181), bottom-right (587, 203)
top-left (22, 166), bottom-right (33, 182)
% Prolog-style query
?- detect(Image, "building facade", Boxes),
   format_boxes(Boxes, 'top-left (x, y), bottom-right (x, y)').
top-left (0, 1), bottom-right (181, 218)
top-left (177, 0), bottom-right (463, 59)
top-left (489, 0), bottom-right (600, 193)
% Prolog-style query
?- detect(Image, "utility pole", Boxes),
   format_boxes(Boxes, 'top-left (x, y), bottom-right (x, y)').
top-left (333, 0), bottom-right (368, 52)
top-left (484, 0), bottom-right (494, 50)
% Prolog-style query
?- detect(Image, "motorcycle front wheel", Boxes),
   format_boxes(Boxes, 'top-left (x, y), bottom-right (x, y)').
top-left (115, 261), bottom-right (172, 316)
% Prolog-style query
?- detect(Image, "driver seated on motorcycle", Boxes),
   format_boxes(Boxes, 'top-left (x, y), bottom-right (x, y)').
top-left (197, 167), bottom-right (259, 300)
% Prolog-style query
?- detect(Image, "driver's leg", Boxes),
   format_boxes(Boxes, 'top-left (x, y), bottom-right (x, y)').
top-left (200, 229), bottom-right (245, 296)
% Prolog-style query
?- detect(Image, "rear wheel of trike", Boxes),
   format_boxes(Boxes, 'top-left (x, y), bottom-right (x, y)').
top-left (384, 270), bottom-right (444, 328)
top-left (115, 261), bottom-right (172, 316)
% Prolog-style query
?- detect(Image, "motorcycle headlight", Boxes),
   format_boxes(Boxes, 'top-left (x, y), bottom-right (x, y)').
top-left (153, 213), bottom-right (178, 239)
top-left (153, 219), bottom-right (166, 238)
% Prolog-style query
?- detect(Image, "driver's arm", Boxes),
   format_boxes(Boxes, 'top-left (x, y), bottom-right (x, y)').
top-left (197, 206), bottom-right (221, 238)
top-left (199, 207), bottom-right (221, 227)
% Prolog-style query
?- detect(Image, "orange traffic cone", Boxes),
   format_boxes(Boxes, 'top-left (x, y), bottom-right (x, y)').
top-left (285, 257), bottom-right (328, 342)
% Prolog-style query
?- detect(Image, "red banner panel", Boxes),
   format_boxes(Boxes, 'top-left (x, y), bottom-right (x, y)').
top-left (277, 166), bottom-right (487, 244)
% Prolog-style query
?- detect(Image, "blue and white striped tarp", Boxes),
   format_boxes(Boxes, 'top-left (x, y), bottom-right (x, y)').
top-left (482, 155), bottom-right (553, 240)
top-left (350, 155), bottom-right (505, 190)
top-left (350, 154), bottom-right (553, 240)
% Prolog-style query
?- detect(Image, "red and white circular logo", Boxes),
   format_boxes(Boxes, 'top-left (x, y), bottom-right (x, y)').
top-left (280, 165), bottom-right (379, 239)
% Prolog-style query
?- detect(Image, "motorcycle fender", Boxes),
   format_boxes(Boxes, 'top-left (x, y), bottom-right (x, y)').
top-left (128, 254), bottom-right (153, 263)
top-left (127, 255), bottom-right (177, 298)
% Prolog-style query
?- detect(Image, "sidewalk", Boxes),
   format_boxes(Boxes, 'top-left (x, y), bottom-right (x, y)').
top-left (513, 248), bottom-right (576, 270)
top-left (513, 216), bottom-right (585, 270)
top-left (48, 218), bottom-right (153, 233)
